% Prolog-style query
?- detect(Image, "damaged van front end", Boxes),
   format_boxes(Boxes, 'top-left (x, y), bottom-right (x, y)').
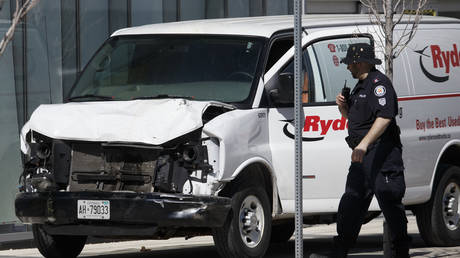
top-left (15, 31), bottom-right (267, 258)
top-left (15, 99), bottom-right (235, 237)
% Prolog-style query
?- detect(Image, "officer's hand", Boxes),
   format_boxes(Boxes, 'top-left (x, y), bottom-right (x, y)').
top-left (351, 143), bottom-right (367, 163)
top-left (336, 94), bottom-right (347, 107)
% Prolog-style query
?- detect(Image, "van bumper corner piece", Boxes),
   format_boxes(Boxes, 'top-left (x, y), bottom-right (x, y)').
top-left (14, 192), bottom-right (231, 236)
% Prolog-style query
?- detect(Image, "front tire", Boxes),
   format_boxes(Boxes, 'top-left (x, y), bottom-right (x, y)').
top-left (33, 224), bottom-right (87, 258)
top-left (212, 187), bottom-right (271, 258)
top-left (416, 165), bottom-right (460, 246)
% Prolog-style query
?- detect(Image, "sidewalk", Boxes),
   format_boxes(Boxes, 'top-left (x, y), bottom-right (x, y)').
top-left (0, 215), bottom-right (415, 251)
top-left (2, 215), bottom-right (460, 257)
top-left (0, 223), bottom-right (34, 251)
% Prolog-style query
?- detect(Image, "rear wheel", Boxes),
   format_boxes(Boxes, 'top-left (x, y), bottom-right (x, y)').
top-left (33, 224), bottom-right (87, 258)
top-left (415, 165), bottom-right (460, 246)
top-left (212, 187), bottom-right (271, 258)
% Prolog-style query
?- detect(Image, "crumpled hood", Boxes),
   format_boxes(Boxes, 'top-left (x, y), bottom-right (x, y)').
top-left (22, 99), bottom-right (232, 149)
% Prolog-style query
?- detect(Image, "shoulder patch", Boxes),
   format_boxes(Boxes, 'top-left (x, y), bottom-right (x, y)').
top-left (378, 97), bottom-right (386, 106)
top-left (373, 78), bottom-right (379, 83)
top-left (374, 85), bottom-right (386, 97)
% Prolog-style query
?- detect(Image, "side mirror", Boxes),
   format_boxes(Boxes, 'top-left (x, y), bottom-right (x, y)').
top-left (269, 72), bottom-right (294, 104)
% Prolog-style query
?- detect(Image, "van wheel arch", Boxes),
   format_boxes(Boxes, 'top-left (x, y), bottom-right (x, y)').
top-left (213, 163), bottom-right (274, 257)
top-left (219, 163), bottom-right (274, 209)
top-left (427, 143), bottom-right (460, 204)
top-left (415, 142), bottom-right (460, 247)
top-left (413, 143), bottom-right (460, 246)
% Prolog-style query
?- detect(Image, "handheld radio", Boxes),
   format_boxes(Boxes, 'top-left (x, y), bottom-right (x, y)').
top-left (342, 80), bottom-right (350, 101)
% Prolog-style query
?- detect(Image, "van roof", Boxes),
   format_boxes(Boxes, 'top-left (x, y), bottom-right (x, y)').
top-left (112, 14), bottom-right (460, 38)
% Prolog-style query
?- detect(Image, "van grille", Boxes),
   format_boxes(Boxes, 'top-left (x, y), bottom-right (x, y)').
top-left (69, 143), bottom-right (159, 192)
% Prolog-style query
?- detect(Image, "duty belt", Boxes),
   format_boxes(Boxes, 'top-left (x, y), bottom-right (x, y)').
top-left (345, 126), bottom-right (402, 150)
top-left (345, 135), bottom-right (362, 150)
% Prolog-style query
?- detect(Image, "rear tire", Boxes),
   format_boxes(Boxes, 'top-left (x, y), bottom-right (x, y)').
top-left (33, 224), bottom-right (87, 258)
top-left (212, 187), bottom-right (271, 258)
top-left (415, 165), bottom-right (460, 246)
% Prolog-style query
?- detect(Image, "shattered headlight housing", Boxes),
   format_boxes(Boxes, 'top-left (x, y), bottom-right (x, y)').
top-left (19, 131), bottom-right (57, 192)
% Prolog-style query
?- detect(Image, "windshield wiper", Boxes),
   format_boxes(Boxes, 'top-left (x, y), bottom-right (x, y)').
top-left (132, 94), bottom-right (194, 100)
top-left (67, 94), bottom-right (114, 102)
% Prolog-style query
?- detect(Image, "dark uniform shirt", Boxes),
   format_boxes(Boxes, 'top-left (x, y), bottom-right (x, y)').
top-left (347, 69), bottom-right (404, 172)
top-left (348, 70), bottom-right (398, 138)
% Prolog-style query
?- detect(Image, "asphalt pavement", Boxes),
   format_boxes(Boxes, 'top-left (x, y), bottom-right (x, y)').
top-left (1, 215), bottom-right (460, 257)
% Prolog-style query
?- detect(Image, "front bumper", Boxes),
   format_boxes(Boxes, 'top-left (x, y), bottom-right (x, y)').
top-left (15, 191), bottom-right (231, 236)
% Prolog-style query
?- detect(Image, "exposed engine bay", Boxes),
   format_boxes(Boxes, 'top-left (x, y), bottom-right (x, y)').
top-left (21, 129), bottom-right (212, 195)
top-left (19, 101), bottom-right (234, 195)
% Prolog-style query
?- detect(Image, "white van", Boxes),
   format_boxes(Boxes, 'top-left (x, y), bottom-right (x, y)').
top-left (15, 15), bottom-right (460, 258)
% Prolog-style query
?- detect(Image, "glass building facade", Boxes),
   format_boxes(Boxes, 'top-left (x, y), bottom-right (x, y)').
top-left (0, 0), bottom-right (297, 225)
top-left (0, 0), bottom-right (458, 225)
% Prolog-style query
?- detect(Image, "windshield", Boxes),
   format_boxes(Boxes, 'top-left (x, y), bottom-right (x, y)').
top-left (69, 35), bottom-right (264, 103)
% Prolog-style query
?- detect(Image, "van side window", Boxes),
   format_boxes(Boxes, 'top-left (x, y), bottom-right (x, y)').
top-left (279, 50), bottom-right (314, 104)
top-left (307, 37), bottom-right (371, 102)
top-left (265, 38), bottom-right (294, 73)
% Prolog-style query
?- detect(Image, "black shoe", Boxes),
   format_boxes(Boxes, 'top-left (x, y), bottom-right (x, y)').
top-left (393, 236), bottom-right (411, 258)
top-left (309, 236), bottom-right (349, 258)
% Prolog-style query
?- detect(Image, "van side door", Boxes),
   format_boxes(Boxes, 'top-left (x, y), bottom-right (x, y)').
top-left (265, 31), bottom-right (376, 213)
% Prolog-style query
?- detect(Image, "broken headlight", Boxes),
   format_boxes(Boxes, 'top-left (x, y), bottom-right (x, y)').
top-left (19, 132), bottom-right (69, 192)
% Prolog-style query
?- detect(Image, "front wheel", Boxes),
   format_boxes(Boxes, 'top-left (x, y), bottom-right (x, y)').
top-left (212, 187), bottom-right (271, 258)
top-left (33, 224), bottom-right (87, 258)
top-left (415, 165), bottom-right (460, 246)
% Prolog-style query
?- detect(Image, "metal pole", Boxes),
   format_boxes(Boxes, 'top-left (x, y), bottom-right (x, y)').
top-left (293, 0), bottom-right (303, 257)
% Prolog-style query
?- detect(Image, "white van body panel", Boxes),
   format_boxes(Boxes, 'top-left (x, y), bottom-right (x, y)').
top-left (392, 25), bottom-right (460, 204)
top-left (259, 19), bottom-right (460, 212)
top-left (112, 15), bottom-right (377, 38)
top-left (202, 108), bottom-right (272, 181)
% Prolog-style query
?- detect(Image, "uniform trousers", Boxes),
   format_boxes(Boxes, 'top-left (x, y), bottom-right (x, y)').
top-left (335, 142), bottom-right (410, 257)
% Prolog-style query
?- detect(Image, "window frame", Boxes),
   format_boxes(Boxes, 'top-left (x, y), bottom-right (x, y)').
top-left (264, 33), bottom-right (375, 108)
top-left (66, 34), bottom-right (269, 109)
top-left (307, 34), bottom-right (374, 105)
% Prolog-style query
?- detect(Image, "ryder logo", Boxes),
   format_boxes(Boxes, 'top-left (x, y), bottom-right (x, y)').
top-left (415, 44), bottom-right (460, 83)
top-left (283, 116), bottom-right (347, 141)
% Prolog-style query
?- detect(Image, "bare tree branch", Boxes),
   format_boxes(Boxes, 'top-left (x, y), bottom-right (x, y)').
top-left (393, 0), bottom-right (406, 29)
top-left (367, 1), bottom-right (385, 32)
top-left (365, 2), bottom-right (386, 53)
top-left (0, 0), bottom-right (39, 57)
top-left (393, 0), bottom-right (427, 58)
top-left (382, 0), bottom-right (387, 20)
top-left (393, 0), bottom-right (403, 13)
top-left (359, 0), bottom-right (428, 80)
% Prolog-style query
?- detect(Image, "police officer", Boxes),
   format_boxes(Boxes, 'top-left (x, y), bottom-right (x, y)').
top-left (310, 43), bottom-right (410, 258)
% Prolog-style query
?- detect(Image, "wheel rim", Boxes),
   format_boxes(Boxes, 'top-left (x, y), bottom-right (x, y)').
top-left (442, 182), bottom-right (460, 231)
top-left (238, 195), bottom-right (265, 248)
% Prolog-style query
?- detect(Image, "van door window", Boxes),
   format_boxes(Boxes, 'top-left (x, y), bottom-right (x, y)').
top-left (277, 51), bottom-right (313, 104)
top-left (276, 37), bottom-right (371, 105)
top-left (307, 37), bottom-right (372, 102)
